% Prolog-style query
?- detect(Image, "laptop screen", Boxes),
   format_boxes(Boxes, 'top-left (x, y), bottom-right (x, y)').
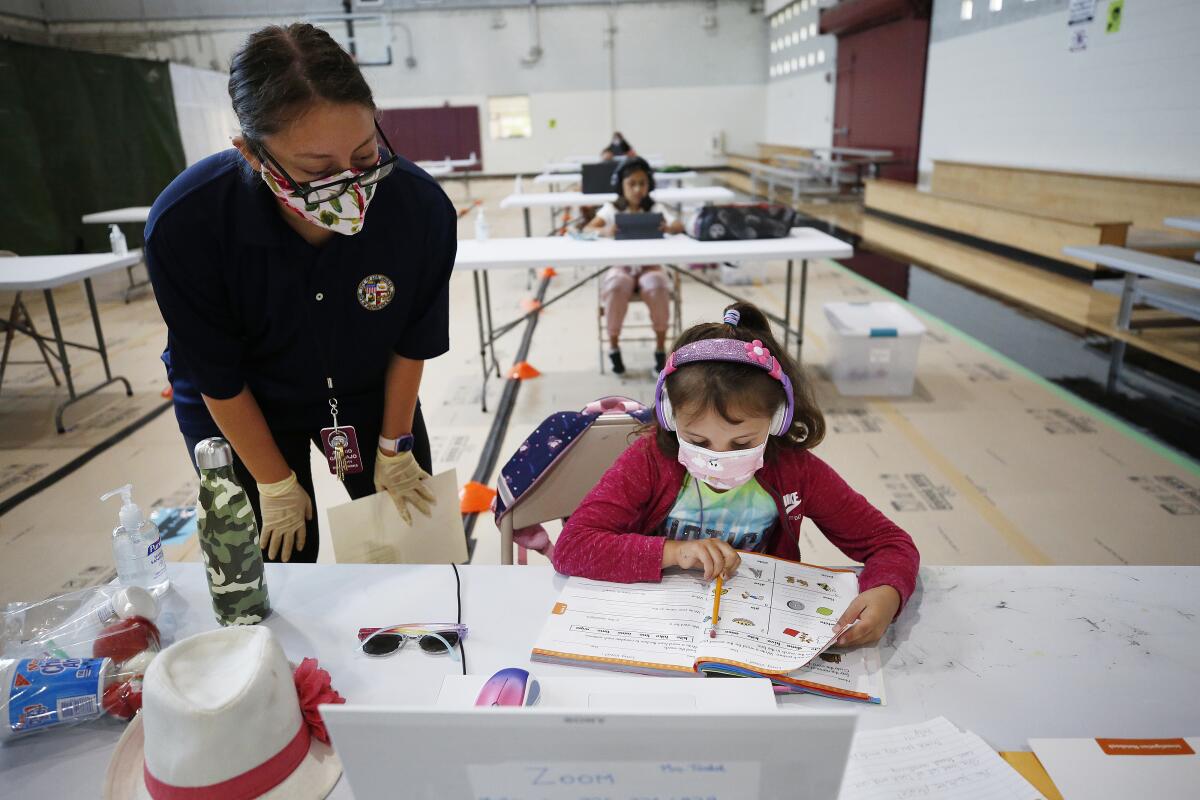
top-left (582, 162), bottom-right (619, 195)
top-left (322, 705), bottom-right (857, 799)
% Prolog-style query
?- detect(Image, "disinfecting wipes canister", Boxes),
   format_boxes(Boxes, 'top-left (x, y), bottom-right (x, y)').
top-left (0, 656), bottom-right (112, 741)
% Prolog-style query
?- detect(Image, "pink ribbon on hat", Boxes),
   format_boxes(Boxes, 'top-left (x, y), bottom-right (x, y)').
top-left (143, 659), bottom-right (344, 800)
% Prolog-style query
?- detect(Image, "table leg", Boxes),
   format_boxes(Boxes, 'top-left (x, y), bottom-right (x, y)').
top-left (85, 278), bottom-right (132, 395)
top-left (122, 256), bottom-right (151, 304)
top-left (43, 280), bottom-right (135, 433)
top-left (43, 288), bottom-right (76, 433)
top-left (482, 271), bottom-right (500, 378)
top-left (523, 207), bottom-right (535, 290)
top-left (1107, 272), bottom-right (1137, 392)
top-left (783, 259), bottom-right (794, 351)
top-left (473, 271), bottom-right (490, 413)
top-left (0, 298), bottom-right (20, 390)
top-left (796, 259), bottom-right (808, 362)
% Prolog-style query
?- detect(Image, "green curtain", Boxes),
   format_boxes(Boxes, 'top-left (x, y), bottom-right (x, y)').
top-left (0, 40), bottom-right (186, 256)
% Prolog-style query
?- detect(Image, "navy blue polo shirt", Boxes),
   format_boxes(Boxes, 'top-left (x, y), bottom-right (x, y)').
top-left (145, 149), bottom-right (456, 438)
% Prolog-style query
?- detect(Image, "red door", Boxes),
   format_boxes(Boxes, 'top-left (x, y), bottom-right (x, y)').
top-left (829, 15), bottom-right (929, 184)
top-left (377, 105), bottom-right (482, 171)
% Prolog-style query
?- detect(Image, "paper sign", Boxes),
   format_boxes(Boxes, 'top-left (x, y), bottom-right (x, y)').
top-left (326, 469), bottom-right (468, 564)
top-left (467, 760), bottom-right (760, 800)
top-left (1068, 0), bottom-right (1097, 25)
top-left (1106, 0), bottom-right (1123, 33)
top-left (1069, 27), bottom-right (1089, 52)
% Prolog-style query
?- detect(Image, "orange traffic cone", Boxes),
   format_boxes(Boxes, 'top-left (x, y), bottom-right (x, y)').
top-left (459, 481), bottom-right (496, 514)
top-left (540, 267), bottom-right (558, 279)
top-left (520, 298), bottom-right (542, 313)
top-left (509, 361), bottom-right (541, 380)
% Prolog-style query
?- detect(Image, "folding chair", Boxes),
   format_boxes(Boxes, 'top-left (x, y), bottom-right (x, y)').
top-left (0, 250), bottom-right (61, 393)
top-left (495, 400), bottom-right (650, 565)
top-left (597, 268), bottom-right (684, 373)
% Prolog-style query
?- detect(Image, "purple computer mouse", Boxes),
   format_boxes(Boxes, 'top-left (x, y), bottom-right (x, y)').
top-left (475, 667), bottom-right (541, 707)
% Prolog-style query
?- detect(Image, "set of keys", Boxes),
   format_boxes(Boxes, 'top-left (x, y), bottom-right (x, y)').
top-left (320, 398), bottom-right (363, 481)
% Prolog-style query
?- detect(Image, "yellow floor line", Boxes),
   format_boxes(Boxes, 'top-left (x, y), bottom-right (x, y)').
top-left (874, 401), bottom-right (1052, 565)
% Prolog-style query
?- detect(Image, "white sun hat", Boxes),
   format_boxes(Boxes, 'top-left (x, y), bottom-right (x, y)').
top-left (104, 626), bottom-right (344, 799)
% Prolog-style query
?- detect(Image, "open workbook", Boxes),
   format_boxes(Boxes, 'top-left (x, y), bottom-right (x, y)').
top-left (531, 552), bottom-right (885, 703)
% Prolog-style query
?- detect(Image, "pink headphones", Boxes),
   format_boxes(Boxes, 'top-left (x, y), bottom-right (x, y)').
top-left (654, 310), bottom-right (796, 436)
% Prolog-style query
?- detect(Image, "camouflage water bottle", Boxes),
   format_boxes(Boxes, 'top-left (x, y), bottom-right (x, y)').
top-left (194, 438), bottom-right (271, 625)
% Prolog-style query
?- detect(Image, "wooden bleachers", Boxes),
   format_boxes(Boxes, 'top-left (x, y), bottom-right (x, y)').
top-left (864, 178), bottom-right (1130, 272)
top-left (932, 161), bottom-right (1200, 259)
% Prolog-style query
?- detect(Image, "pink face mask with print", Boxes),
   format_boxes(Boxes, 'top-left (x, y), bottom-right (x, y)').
top-left (676, 437), bottom-right (767, 491)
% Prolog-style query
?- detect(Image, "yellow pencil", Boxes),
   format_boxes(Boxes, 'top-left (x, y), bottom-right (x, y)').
top-left (709, 575), bottom-right (722, 639)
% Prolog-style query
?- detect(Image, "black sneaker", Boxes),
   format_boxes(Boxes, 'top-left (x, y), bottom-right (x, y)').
top-left (654, 351), bottom-right (667, 372)
top-left (609, 350), bottom-right (626, 374)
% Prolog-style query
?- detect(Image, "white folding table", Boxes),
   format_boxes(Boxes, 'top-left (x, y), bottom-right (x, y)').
top-left (3, 563), bottom-right (1196, 798)
top-left (1164, 217), bottom-right (1200, 263)
top-left (532, 170), bottom-right (700, 190)
top-left (772, 149), bottom-right (896, 191)
top-left (500, 186), bottom-right (736, 238)
top-left (419, 162), bottom-right (453, 177)
top-left (455, 229), bottom-right (852, 409)
top-left (1164, 216), bottom-right (1200, 240)
top-left (559, 154), bottom-right (667, 168)
top-left (1064, 244), bottom-right (1200, 391)
top-left (416, 153), bottom-right (479, 196)
top-left (81, 206), bottom-right (153, 302)
top-left (79, 207), bottom-right (152, 226)
top-left (0, 252), bottom-right (140, 431)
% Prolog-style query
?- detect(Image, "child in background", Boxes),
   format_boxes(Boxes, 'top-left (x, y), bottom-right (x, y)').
top-left (552, 302), bottom-right (920, 647)
top-left (587, 157), bottom-right (685, 375)
top-left (607, 131), bottom-right (635, 158)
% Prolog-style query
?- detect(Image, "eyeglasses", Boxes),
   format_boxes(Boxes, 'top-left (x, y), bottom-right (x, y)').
top-left (358, 623), bottom-right (467, 660)
top-left (259, 120), bottom-right (400, 205)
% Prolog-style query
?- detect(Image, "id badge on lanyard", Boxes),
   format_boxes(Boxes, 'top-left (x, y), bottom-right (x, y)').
top-left (320, 398), bottom-right (363, 481)
top-left (315, 288), bottom-right (362, 482)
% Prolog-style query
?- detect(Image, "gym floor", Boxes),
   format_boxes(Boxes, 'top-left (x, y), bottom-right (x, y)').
top-left (1, 175), bottom-right (1197, 608)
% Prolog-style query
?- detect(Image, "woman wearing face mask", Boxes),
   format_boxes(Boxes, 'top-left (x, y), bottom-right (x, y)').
top-left (552, 303), bottom-right (920, 648)
top-left (145, 24), bottom-right (454, 563)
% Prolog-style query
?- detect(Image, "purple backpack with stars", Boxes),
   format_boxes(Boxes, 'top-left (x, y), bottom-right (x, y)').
top-left (494, 397), bottom-right (654, 564)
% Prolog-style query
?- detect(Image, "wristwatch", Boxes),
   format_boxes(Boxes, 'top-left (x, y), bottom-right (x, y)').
top-left (378, 434), bottom-right (415, 453)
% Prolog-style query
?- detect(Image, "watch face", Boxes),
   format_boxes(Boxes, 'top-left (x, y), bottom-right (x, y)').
top-left (395, 434), bottom-right (415, 452)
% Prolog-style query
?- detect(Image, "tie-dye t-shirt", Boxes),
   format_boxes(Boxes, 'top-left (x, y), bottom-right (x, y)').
top-left (658, 475), bottom-right (779, 552)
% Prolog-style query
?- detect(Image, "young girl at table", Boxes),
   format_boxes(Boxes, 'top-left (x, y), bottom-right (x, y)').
top-left (552, 302), bottom-right (920, 646)
top-left (586, 156), bottom-right (685, 375)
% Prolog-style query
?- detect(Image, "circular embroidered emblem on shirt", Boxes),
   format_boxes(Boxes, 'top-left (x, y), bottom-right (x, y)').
top-left (357, 274), bottom-right (395, 311)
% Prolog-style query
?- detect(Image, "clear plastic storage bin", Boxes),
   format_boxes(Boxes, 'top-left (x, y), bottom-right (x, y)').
top-left (823, 301), bottom-right (926, 396)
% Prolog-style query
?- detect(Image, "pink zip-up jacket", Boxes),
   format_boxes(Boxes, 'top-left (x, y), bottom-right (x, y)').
top-left (552, 434), bottom-right (920, 611)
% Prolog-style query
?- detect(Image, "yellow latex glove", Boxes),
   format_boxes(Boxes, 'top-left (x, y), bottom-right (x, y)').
top-left (256, 471), bottom-right (312, 563)
top-left (374, 449), bottom-right (435, 525)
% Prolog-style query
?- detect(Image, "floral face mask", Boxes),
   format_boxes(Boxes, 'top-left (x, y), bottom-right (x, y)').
top-left (260, 164), bottom-right (377, 236)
